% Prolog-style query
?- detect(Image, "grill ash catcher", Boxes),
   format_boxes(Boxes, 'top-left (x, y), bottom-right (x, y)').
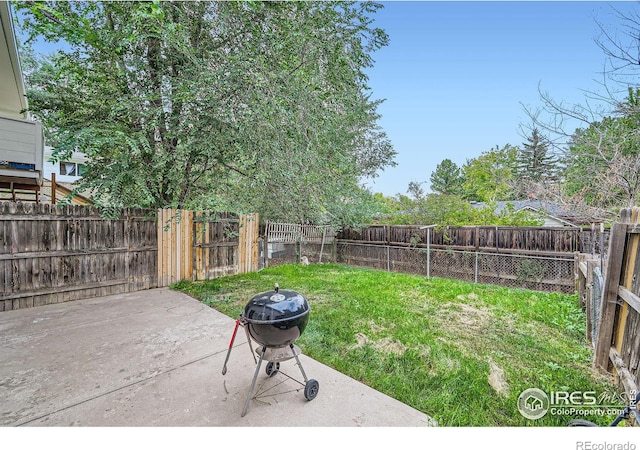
top-left (222, 283), bottom-right (319, 417)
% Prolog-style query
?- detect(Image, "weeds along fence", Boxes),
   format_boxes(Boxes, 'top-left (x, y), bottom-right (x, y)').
top-left (1, 203), bottom-right (259, 312)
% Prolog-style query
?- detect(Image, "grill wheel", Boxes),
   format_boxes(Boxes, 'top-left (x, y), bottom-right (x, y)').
top-left (265, 361), bottom-right (280, 377)
top-left (304, 379), bottom-right (319, 401)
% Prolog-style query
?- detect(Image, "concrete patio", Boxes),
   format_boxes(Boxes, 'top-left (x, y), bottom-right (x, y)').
top-left (0, 288), bottom-right (436, 427)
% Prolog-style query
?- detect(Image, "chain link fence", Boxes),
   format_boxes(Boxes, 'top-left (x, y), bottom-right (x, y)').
top-left (261, 222), bottom-right (578, 294)
top-left (337, 241), bottom-right (576, 294)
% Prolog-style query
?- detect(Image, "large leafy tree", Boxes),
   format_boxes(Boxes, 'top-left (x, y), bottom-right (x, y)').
top-left (461, 144), bottom-right (518, 202)
top-left (429, 158), bottom-right (463, 195)
top-left (16, 1), bottom-right (395, 225)
top-left (374, 192), bottom-right (540, 226)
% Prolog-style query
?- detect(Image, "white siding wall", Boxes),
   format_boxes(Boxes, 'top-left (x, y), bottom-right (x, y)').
top-left (0, 117), bottom-right (42, 167)
top-left (43, 146), bottom-right (87, 183)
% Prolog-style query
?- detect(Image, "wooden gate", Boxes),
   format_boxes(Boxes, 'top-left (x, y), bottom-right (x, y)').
top-left (238, 213), bottom-right (259, 275)
top-left (157, 209), bottom-right (259, 286)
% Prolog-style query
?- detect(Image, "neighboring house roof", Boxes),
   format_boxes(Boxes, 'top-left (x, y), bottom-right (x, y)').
top-left (471, 199), bottom-right (580, 227)
top-left (0, 179), bottom-right (93, 205)
top-left (43, 179), bottom-right (94, 205)
top-left (0, 1), bottom-right (29, 119)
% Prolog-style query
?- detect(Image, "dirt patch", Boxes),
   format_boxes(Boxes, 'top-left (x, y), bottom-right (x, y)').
top-left (350, 332), bottom-right (407, 355)
top-left (368, 320), bottom-right (388, 333)
top-left (352, 332), bottom-right (371, 348)
top-left (488, 361), bottom-right (509, 397)
top-left (441, 302), bottom-right (491, 330)
top-left (374, 337), bottom-right (407, 355)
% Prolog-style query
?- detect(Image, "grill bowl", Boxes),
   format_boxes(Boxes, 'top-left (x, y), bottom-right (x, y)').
top-left (243, 288), bottom-right (310, 348)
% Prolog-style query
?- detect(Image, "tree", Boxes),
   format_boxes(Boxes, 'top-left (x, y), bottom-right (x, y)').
top-left (526, 84), bottom-right (640, 220)
top-left (521, 4), bottom-right (640, 220)
top-left (407, 181), bottom-right (426, 201)
top-left (563, 90), bottom-right (640, 211)
top-left (430, 159), bottom-right (463, 195)
top-left (461, 144), bottom-right (518, 202)
top-left (16, 1), bottom-right (395, 226)
top-left (514, 128), bottom-right (559, 197)
top-left (373, 192), bottom-right (541, 226)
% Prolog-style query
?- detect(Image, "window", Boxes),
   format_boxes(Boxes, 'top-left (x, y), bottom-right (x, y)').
top-left (59, 161), bottom-right (86, 177)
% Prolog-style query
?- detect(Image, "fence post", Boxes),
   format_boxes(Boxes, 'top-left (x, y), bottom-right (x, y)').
top-left (576, 253), bottom-right (585, 308)
top-left (386, 225), bottom-right (390, 271)
top-left (319, 226), bottom-right (327, 263)
top-left (426, 227), bottom-right (431, 279)
top-left (474, 252), bottom-right (479, 284)
top-left (264, 220), bottom-right (269, 268)
top-left (594, 221), bottom-right (627, 370)
top-left (599, 222), bottom-right (605, 272)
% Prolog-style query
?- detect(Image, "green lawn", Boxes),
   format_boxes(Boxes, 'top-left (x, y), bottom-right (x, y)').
top-left (173, 263), bottom-right (621, 426)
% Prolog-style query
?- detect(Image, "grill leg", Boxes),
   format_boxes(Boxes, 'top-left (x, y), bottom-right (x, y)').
top-left (291, 343), bottom-right (309, 383)
top-left (241, 346), bottom-right (266, 417)
top-left (244, 325), bottom-right (257, 364)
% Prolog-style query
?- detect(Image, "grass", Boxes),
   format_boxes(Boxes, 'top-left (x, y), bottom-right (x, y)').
top-left (173, 263), bottom-right (621, 426)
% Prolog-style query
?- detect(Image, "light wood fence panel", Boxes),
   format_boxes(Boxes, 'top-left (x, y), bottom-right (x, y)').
top-left (159, 210), bottom-right (259, 284)
top-left (238, 213), bottom-right (259, 274)
top-left (193, 212), bottom-right (239, 280)
top-left (157, 208), bottom-right (193, 287)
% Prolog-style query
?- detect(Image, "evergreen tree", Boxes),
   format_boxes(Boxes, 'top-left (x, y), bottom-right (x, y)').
top-left (515, 129), bottom-right (558, 197)
top-left (429, 159), bottom-right (463, 195)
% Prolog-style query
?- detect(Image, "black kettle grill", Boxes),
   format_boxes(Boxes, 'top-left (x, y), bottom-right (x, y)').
top-left (222, 284), bottom-right (319, 417)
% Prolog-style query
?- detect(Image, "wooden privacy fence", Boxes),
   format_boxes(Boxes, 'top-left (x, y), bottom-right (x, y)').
top-left (0, 202), bottom-right (157, 311)
top-left (589, 207), bottom-right (640, 401)
top-left (339, 225), bottom-right (609, 255)
top-left (157, 209), bottom-right (259, 286)
top-left (1, 203), bottom-right (259, 311)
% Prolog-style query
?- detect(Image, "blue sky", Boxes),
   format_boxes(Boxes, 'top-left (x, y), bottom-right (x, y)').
top-left (363, 1), bottom-right (639, 197)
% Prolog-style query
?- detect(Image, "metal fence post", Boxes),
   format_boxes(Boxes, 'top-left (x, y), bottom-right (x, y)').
top-left (426, 229), bottom-right (431, 279)
top-left (475, 252), bottom-right (479, 284)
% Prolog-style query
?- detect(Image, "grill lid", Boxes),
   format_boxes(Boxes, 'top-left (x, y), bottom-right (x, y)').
top-left (243, 283), bottom-right (310, 324)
